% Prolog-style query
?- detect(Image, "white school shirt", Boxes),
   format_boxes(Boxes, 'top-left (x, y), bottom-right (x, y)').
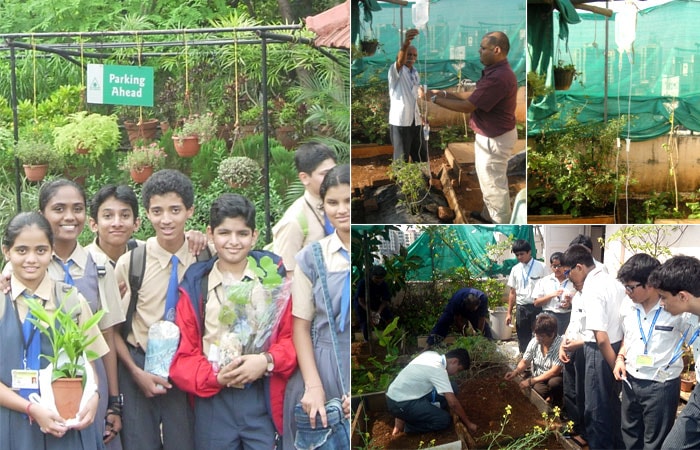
top-left (387, 351), bottom-right (453, 402)
top-left (565, 291), bottom-right (594, 342)
top-left (582, 267), bottom-right (626, 343)
top-left (507, 258), bottom-right (546, 306)
top-left (388, 63), bottom-right (421, 127)
top-left (533, 274), bottom-right (576, 313)
top-left (620, 298), bottom-right (686, 380)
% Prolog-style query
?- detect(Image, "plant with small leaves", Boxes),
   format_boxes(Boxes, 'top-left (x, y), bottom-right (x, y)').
top-left (177, 112), bottom-right (217, 143)
top-left (387, 159), bottom-right (426, 216)
top-left (217, 156), bottom-right (261, 187)
top-left (120, 142), bottom-right (167, 172)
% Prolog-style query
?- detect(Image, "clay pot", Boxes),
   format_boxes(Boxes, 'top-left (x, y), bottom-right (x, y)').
top-left (554, 68), bottom-right (575, 91)
top-left (23, 164), bottom-right (48, 182)
top-left (681, 372), bottom-right (696, 392)
top-left (52, 378), bottom-right (83, 420)
top-left (130, 166), bottom-right (154, 184)
top-left (124, 119), bottom-right (160, 146)
top-left (172, 135), bottom-right (201, 158)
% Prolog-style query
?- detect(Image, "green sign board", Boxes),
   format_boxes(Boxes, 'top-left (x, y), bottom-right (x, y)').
top-left (87, 64), bottom-right (154, 107)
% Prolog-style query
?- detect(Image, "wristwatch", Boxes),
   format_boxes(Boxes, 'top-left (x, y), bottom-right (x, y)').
top-left (430, 95), bottom-right (437, 103)
top-left (262, 352), bottom-right (274, 375)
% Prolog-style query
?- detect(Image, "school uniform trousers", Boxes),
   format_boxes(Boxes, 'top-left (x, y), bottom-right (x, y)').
top-left (386, 381), bottom-right (459, 434)
top-left (662, 384), bottom-right (700, 449)
top-left (562, 346), bottom-right (585, 437)
top-left (584, 341), bottom-right (623, 450)
top-left (622, 374), bottom-right (680, 450)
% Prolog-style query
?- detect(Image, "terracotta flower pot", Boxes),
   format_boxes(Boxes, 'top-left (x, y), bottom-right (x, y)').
top-left (681, 372), bottom-right (696, 392)
top-left (172, 135), bottom-right (201, 158)
top-left (52, 377), bottom-right (83, 420)
top-left (130, 166), bottom-right (154, 184)
top-left (124, 119), bottom-right (160, 146)
top-left (23, 164), bottom-right (49, 182)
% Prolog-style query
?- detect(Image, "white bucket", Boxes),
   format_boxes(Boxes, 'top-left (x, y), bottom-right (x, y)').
top-left (490, 308), bottom-right (513, 340)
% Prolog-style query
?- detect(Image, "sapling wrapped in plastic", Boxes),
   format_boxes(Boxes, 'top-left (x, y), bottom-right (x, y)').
top-left (217, 255), bottom-right (291, 371)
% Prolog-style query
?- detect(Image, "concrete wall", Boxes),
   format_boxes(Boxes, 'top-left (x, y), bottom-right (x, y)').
top-left (626, 134), bottom-right (700, 194)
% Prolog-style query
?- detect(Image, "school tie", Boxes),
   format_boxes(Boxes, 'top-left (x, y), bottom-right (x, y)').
top-left (20, 292), bottom-right (41, 401)
top-left (323, 214), bottom-right (335, 236)
top-left (164, 255), bottom-right (179, 321)
top-left (60, 259), bottom-right (75, 285)
top-left (338, 248), bottom-right (350, 333)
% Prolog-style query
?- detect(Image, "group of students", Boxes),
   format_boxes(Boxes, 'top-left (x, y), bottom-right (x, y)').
top-left (507, 237), bottom-right (700, 450)
top-left (0, 141), bottom-right (351, 450)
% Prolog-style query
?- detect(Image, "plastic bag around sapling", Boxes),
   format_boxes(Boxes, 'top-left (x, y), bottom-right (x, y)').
top-left (144, 320), bottom-right (181, 378)
top-left (217, 272), bottom-right (291, 369)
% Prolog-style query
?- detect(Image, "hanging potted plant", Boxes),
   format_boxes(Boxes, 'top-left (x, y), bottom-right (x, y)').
top-left (217, 156), bottom-right (261, 189)
top-left (273, 99), bottom-right (302, 150)
top-left (14, 138), bottom-right (60, 182)
top-left (23, 294), bottom-right (105, 421)
top-left (172, 112), bottom-right (217, 157)
top-left (526, 71), bottom-right (552, 107)
top-left (53, 112), bottom-right (121, 158)
top-left (120, 141), bottom-right (167, 183)
top-left (553, 60), bottom-right (579, 91)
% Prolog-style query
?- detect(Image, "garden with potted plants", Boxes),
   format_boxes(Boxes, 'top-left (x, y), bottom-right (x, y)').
top-left (0, 0), bottom-right (350, 264)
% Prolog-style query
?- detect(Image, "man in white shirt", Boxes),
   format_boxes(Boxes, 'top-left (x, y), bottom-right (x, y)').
top-left (386, 349), bottom-right (477, 436)
top-left (388, 28), bottom-right (426, 163)
top-left (563, 244), bottom-right (625, 449)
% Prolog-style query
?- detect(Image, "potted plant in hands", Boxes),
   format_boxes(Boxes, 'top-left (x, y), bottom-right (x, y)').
top-left (217, 156), bottom-right (261, 189)
top-left (23, 293), bottom-right (105, 421)
top-left (14, 138), bottom-right (60, 181)
top-left (172, 112), bottom-right (217, 157)
top-left (120, 141), bottom-right (167, 183)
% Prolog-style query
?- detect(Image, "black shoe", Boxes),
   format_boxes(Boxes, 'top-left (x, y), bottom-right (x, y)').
top-left (470, 211), bottom-right (494, 224)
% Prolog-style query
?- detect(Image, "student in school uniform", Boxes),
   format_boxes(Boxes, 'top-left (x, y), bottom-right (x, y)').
top-left (170, 193), bottom-right (296, 449)
top-left (647, 255), bottom-right (700, 450)
top-left (562, 244), bottom-right (625, 450)
top-left (38, 179), bottom-right (125, 448)
top-left (533, 252), bottom-right (575, 336)
top-left (113, 170), bottom-right (198, 450)
top-left (612, 253), bottom-right (686, 450)
top-left (282, 164), bottom-right (351, 450)
top-left (271, 142), bottom-right (337, 271)
top-left (87, 184), bottom-right (208, 268)
top-left (0, 211), bottom-right (108, 450)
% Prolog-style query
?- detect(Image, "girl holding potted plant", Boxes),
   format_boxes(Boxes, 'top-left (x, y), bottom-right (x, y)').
top-left (0, 211), bottom-right (107, 449)
top-left (38, 180), bottom-right (126, 449)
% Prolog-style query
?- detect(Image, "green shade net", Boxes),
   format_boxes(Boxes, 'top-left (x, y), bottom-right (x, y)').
top-left (528, 0), bottom-right (700, 140)
top-left (405, 225), bottom-right (535, 281)
top-left (351, 0), bottom-right (526, 89)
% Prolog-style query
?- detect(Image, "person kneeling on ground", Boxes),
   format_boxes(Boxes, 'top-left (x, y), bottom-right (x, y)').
top-left (386, 349), bottom-right (477, 435)
top-left (426, 288), bottom-right (494, 347)
top-left (504, 313), bottom-right (563, 405)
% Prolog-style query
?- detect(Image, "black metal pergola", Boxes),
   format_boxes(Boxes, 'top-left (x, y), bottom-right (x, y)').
top-left (1, 24), bottom-right (339, 242)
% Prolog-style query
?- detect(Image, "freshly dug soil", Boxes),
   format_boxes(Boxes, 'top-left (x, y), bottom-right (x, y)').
top-left (358, 374), bottom-right (564, 449)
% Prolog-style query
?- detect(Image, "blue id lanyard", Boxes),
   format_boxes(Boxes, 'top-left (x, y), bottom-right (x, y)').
top-left (665, 324), bottom-right (700, 370)
top-left (636, 307), bottom-right (661, 355)
top-left (522, 260), bottom-right (534, 288)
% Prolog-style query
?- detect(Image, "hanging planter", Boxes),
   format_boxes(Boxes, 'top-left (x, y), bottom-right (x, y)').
top-left (124, 119), bottom-right (160, 146)
top-left (360, 39), bottom-right (379, 56)
top-left (23, 164), bottom-right (49, 182)
top-left (130, 166), bottom-right (154, 184)
top-left (172, 135), bottom-right (201, 157)
top-left (553, 61), bottom-right (578, 91)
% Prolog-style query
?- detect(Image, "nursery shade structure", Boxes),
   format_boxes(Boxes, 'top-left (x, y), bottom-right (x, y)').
top-left (351, 0), bottom-right (527, 88)
top-left (529, 0), bottom-right (700, 140)
top-left (405, 225), bottom-right (535, 281)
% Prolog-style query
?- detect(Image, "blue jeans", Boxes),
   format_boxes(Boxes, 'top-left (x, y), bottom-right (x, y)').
top-left (294, 398), bottom-right (349, 450)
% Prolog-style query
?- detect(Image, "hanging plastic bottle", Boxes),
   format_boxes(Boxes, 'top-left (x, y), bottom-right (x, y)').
top-left (423, 121), bottom-right (430, 141)
top-left (412, 0), bottom-right (430, 30)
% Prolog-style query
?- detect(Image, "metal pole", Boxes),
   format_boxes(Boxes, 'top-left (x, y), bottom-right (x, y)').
top-left (9, 41), bottom-right (21, 212)
top-left (260, 34), bottom-right (272, 245)
top-left (603, 1), bottom-right (609, 122)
